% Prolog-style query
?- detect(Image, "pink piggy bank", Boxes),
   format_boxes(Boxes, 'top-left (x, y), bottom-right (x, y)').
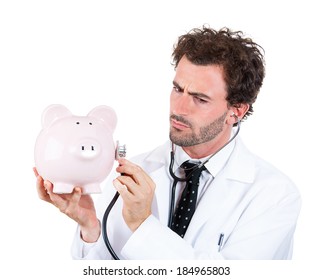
top-left (34, 104), bottom-right (117, 194)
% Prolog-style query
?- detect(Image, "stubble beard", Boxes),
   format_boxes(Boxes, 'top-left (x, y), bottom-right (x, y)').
top-left (169, 112), bottom-right (227, 147)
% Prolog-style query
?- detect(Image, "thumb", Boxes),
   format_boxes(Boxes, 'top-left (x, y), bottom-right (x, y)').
top-left (72, 187), bottom-right (82, 204)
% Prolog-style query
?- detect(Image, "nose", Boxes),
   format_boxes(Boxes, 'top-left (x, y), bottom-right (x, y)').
top-left (171, 91), bottom-right (192, 116)
top-left (74, 139), bottom-right (101, 159)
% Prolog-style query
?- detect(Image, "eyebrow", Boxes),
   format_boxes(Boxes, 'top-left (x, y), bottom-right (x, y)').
top-left (172, 80), bottom-right (212, 101)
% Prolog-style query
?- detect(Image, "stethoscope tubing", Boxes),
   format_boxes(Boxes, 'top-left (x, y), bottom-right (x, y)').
top-left (167, 121), bottom-right (241, 227)
top-left (103, 120), bottom-right (241, 260)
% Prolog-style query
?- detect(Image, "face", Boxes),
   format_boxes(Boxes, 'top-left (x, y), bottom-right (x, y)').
top-left (169, 56), bottom-right (230, 150)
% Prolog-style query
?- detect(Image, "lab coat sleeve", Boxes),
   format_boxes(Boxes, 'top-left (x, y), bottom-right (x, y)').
top-left (71, 225), bottom-right (113, 260)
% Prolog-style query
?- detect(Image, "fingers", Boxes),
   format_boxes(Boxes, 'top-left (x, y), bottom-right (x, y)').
top-left (113, 179), bottom-right (131, 198)
top-left (33, 168), bottom-right (90, 226)
top-left (114, 159), bottom-right (156, 204)
top-left (56, 187), bottom-right (82, 216)
top-left (116, 159), bottom-right (155, 192)
top-left (33, 167), bottom-right (82, 214)
top-left (33, 167), bottom-right (39, 177)
top-left (113, 160), bottom-right (155, 232)
top-left (34, 168), bottom-right (52, 203)
top-left (71, 187), bottom-right (82, 204)
top-left (43, 185), bottom-right (83, 218)
top-left (47, 188), bottom-right (67, 211)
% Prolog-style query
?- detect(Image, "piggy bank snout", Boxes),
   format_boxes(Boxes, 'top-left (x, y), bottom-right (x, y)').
top-left (72, 139), bottom-right (102, 159)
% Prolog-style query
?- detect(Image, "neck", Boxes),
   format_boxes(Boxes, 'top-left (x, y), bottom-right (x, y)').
top-left (182, 129), bottom-right (233, 159)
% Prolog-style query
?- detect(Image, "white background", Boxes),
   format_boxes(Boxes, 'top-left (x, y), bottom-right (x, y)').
top-left (0, 0), bottom-right (312, 279)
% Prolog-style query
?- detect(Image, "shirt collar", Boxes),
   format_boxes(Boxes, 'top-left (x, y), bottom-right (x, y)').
top-left (172, 131), bottom-right (236, 178)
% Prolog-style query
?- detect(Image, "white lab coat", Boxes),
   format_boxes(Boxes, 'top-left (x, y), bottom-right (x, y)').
top-left (71, 137), bottom-right (301, 260)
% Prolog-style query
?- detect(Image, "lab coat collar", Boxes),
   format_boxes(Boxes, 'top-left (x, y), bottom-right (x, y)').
top-left (171, 137), bottom-right (235, 178)
top-left (144, 134), bottom-right (255, 184)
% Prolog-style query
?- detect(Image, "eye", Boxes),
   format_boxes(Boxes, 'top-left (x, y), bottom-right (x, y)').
top-left (195, 97), bottom-right (208, 104)
top-left (89, 122), bottom-right (93, 125)
top-left (76, 122), bottom-right (80, 125)
top-left (173, 85), bottom-right (182, 93)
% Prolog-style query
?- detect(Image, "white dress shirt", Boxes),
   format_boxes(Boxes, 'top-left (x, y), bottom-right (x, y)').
top-left (172, 137), bottom-right (235, 208)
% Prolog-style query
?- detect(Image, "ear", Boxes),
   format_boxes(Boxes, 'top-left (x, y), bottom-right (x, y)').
top-left (88, 105), bottom-right (117, 133)
top-left (226, 104), bottom-right (250, 125)
top-left (41, 104), bottom-right (72, 128)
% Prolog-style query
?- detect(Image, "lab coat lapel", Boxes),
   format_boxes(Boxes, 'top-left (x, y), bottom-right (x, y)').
top-left (183, 171), bottom-right (231, 241)
top-left (138, 138), bottom-right (256, 241)
top-left (184, 138), bottom-right (256, 241)
top-left (149, 167), bottom-right (171, 225)
top-left (140, 142), bottom-right (172, 226)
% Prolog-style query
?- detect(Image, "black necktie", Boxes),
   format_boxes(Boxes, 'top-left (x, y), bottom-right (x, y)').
top-left (170, 161), bottom-right (206, 238)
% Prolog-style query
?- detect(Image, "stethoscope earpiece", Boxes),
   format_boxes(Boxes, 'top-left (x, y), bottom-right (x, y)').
top-left (231, 112), bottom-right (240, 123)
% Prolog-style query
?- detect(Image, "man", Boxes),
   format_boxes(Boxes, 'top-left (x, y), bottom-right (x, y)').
top-left (35, 25), bottom-right (301, 259)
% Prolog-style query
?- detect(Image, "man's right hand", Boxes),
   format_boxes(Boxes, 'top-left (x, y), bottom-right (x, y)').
top-left (33, 167), bottom-right (100, 243)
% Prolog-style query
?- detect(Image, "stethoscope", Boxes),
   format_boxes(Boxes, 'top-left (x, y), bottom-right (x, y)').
top-left (167, 115), bottom-right (241, 227)
top-left (102, 116), bottom-right (241, 260)
top-left (102, 141), bottom-right (126, 260)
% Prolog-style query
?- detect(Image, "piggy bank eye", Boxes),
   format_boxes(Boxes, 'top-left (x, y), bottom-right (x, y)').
top-left (76, 122), bottom-right (80, 125)
top-left (89, 122), bottom-right (93, 125)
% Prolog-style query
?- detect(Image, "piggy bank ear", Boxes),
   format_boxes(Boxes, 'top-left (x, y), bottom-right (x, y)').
top-left (41, 104), bottom-right (72, 128)
top-left (88, 105), bottom-right (117, 132)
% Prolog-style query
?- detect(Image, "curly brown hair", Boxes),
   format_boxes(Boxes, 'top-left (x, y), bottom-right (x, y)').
top-left (172, 25), bottom-right (265, 120)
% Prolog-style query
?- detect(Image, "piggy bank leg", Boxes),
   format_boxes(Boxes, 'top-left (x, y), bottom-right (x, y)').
top-left (53, 183), bottom-right (75, 194)
top-left (82, 183), bottom-right (101, 194)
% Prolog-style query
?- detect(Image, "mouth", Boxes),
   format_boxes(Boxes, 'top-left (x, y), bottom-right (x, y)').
top-left (170, 115), bottom-right (191, 130)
